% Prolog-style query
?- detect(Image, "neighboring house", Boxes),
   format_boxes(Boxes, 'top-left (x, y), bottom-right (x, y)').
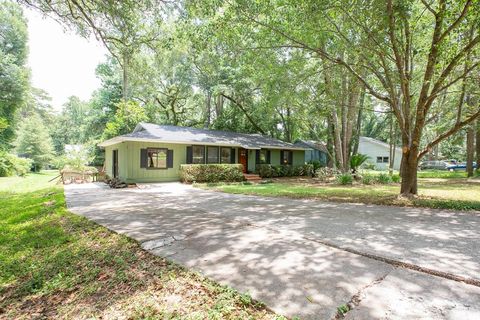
top-left (358, 136), bottom-right (402, 170)
top-left (98, 123), bottom-right (307, 183)
top-left (293, 140), bottom-right (329, 167)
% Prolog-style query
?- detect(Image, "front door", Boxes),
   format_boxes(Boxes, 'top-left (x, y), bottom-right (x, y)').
top-left (112, 149), bottom-right (118, 178)
top-left (238, 148), bottom-right (248, 173)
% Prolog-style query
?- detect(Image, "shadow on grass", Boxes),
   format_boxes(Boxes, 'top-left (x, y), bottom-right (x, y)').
top-left (0, 188), bottom-right (277, 319)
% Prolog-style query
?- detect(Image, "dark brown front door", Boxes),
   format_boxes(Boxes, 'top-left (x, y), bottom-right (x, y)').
top-left (238, 148), bottom-right (248, 173)
top-left (112, 149), bottom-right (118, 178)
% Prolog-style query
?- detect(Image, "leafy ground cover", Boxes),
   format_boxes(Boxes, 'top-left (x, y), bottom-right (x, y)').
top-left (202, 175), bottom-right (480, 211)
top-left (0, 174), bottom-right (280, 319)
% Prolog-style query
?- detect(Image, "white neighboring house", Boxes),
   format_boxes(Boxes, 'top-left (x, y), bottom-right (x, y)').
top-left (358, 136), bottom-right (402, 170)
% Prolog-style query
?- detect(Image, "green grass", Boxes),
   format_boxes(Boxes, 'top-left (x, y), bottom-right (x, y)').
top-left (417, 170), bottom-right (469, 179)
top-left (203, 178), bottom-right (480, 211)
top-left (0, 170), bottom-right (60, 193)
top-left (0, 174), bottom-right (278, 319)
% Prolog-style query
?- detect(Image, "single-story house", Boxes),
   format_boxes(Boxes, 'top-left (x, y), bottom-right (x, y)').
top-left (358, 136), bottom-right (402, 170)
top-left (98, 123), bottom-right (308, 183)
top-left (293, 140), bottom-right (329, 167)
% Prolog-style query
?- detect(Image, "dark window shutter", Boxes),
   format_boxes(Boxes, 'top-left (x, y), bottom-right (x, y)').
top-left (140, 149), bottom-right (148, 168)
top-left (167, 149), bottom-right (174, 168)
top-left (266, 150), bottom-right (271, 164)
top-left (288, 151), bottom-right (293, 165)
top-left (280, 150), bottom-right (284, 165)
top-left (255, 150), bottom-right (260, 165)
top-left (186, 146), bottom-right (193, 164)
top-left (230, 148), bottom-right (236, 163)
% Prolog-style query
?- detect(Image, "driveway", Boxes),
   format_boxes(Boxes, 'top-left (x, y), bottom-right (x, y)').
top-left (65, 183), bottom-right (480, 320)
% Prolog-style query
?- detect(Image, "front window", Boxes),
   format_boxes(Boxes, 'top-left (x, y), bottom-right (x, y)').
top-left (376, 156), bottom-right (389, 163)
top-left (192, 146), bottom-right (205, 164)
top-left (282, 150), bottom-right (292, 165)
top-left (207, 146), bottom-right (219, 163)
top-left (147, 148), bottom-right (167, 169)
top-left (220, 147), bottom-right (231, 163)
top-left (259, 150), bottom-right (268, 164)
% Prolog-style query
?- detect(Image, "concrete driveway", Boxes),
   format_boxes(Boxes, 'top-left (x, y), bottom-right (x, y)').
top-left (65, 182), bottom-right (480, 320)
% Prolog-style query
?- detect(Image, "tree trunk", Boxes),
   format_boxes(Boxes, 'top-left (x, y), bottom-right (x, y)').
top-left (204, 90), bottom-right (212, 128)
top-left (476, 120), bottom-right (480, 170)
top-left (122, 54), bottom-right (129, 100)
top-left (466, 125), bottom-right (475, 177)
top-left (400, 147), bottom-right (419, 195)
top-left (327, 118), bottom-right (335, 168)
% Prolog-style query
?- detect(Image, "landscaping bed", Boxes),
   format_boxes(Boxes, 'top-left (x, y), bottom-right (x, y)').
top-left (201, 175), bottom-right (480, 211)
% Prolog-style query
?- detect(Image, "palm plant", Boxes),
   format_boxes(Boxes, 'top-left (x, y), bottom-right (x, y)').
top-left (350, 153), bottom-right (370, 175)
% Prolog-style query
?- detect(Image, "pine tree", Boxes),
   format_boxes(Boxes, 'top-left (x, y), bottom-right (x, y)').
top-left (15, 114), bottom-right (54, 171)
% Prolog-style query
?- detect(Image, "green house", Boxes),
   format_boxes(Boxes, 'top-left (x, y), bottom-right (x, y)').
top-left (98, 123), bottom-right (308, 183)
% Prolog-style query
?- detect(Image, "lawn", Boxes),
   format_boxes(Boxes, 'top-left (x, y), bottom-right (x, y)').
top-left (0, 174), bottom-right (279, 319)
top-left (202, 176), bottom-right (480, 211)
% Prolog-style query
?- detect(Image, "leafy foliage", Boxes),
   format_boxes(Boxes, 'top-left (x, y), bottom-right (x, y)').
top-left (15, 114), bottom-right (54, 171)
top-left (255, 164), bottom-right (313, 178)
top-left (0, 152), bottom-right (32, 176)
top-left (180, 164), bottom-right (244, 183)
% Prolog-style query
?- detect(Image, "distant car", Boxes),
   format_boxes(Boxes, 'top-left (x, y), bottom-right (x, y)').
top-left (447, 162), bottom-right (478, 171)
top-left (418, 160), bottom-right (456, 171)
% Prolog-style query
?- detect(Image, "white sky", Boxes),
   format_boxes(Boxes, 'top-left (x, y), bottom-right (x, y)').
top-left (25, 8), bottom-right (108, 111)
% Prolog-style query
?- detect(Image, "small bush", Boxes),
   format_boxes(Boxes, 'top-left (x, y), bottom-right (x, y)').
top-left (180, 164), bottom-right (244, 183)
top-left (391, 174), bottom-right (401, 183)
top-left (315, 167), bottom-right (340, 181)
top-left (336, 173), bottom-right (353, 185)
top-left (376, 173), bottom-right (392, 184)
top-left (362, 174), bottom-right (375, 185)
top-left (0, 153), bottom-right (33, 177)
top-left (255, 164), bottom-right (313, 178)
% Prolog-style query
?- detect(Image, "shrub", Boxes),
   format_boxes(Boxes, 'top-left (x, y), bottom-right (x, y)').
top-left (315, 167), bottom-right (340, 182)
top-left (336, 173), bottom-right (353, 185)
top-left (307, 160), bottom-right (322, 175)
top-left (391, 174), bottom-right (401, 183)
top-left (255, 164), bottom-right (313, 178)
top-left (0, 153), bottom-right (33, 177)
top-left (361, 174), bottom-right (375, 185)
top-left (350, 154), bottom-right (370, 174)
top-left (376, 173), bottom-right (392, 184)
top-left (180, 164), bottom-right (244, 183)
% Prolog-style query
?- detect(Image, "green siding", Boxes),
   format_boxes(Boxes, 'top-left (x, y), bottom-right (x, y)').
top-left (104, 142), bottom-right (306, 182)
top-left (125, 141), bottom-right (187, 183)
top-left (293, 150), bottom-right (305, 166)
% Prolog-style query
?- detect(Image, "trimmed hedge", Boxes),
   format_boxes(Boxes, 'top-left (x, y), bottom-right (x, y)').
top-left (255, 164), bottom-right (313, 178)
top-left (180, 164), bottom-right (244, 183)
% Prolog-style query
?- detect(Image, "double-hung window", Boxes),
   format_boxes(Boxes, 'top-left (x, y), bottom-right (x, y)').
top-left (220, 147), bottom-right (232, 163)
top-left (192, 146), bottom-right (205, 164)
top-left (376, 156), bottom-right (389, 163)
top-left (207, 146), bottom-right (219, 163)
top-left (282, 150), bottom-right (292, 165)
top-left (147, 148), bottom-right (167, 169)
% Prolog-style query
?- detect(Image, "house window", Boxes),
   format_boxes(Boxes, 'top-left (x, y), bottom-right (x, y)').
top-left (376, 156), bottom-right (389, 163)
top-left (282, 150), bottom-right (292, 165)
top-left (259, 150), bottom-right (268, 164)
top-left (220, 147), bottom-right (231, 163)
top-left (147, 148), bottom-right (167, 169)
top-left (192, 146), bottom-right (205, 164)
top-left (207, 146), bottom-right (219, 163)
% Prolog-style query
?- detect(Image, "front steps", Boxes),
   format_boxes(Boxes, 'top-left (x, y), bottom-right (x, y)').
top-left (243, 173), bottom-right (262, 182)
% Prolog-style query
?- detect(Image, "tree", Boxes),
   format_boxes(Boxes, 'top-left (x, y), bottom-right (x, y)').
top-left (0, 1), bottom-right (29, 150)
top-left (190, 0), bottom-right (480, 196)
top-left (15, 114), bottom-right (54, 171)
top-left (102, 100), bottom-right (148, 139)
top-left (21, 0), bottom-right (167, 99)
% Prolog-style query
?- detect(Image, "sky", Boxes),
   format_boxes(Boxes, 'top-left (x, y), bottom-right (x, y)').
top-left (25, 8), bottom-right (108, 111)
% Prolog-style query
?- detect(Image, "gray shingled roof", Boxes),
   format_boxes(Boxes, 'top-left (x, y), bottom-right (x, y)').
top-left (293, 140), bottom-right (328, 153)
top-left (98, 123), bottom-right (306, 150)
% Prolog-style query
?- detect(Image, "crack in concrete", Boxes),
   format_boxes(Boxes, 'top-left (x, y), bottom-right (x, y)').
top-left (332, 268), bottom-right (394, 319)
top-left (305, 236), bottom-right (480, 288)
